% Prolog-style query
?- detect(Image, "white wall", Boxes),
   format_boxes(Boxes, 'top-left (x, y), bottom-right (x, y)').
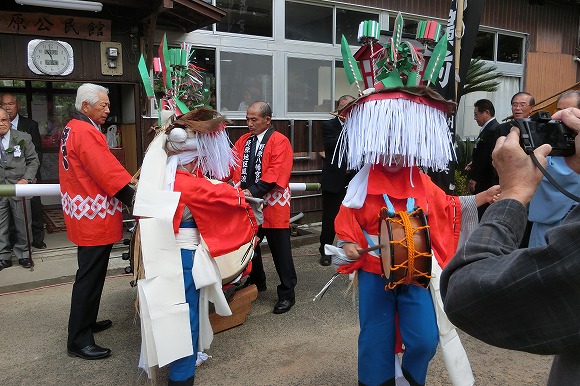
top-left (456, 76), bottom-right (521, 139)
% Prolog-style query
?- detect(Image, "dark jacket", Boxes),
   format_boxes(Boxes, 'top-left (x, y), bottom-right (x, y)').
top-left (16, 115), bottom-right (42, 179)
top-left (468, 118), bottom-right (499, 193)
top-left (16, 115), bottom-right (41, 156)
top-left (320, 117), bottom-right (351, 193)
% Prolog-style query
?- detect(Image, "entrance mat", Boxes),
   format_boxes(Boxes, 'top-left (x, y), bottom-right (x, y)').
top-left (43, 208), bottom-right (67, 233)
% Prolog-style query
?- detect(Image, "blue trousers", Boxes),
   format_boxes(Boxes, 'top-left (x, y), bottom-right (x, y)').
top-left (168, 249), bottom-right (200, 382)
top-left (358, 270), bottom-right (438, 386)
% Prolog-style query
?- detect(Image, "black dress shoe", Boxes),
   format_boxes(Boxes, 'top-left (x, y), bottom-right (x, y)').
top-left (319, 255), bottom-right (331, 266)
top-left (19, 259), bottom-right (32, 268)
top-left (92, 319), bottom-right (112, 333)
top-left (273, 299), bottom-right (295, 314)
top-left (67, 344), bottom-right (111, 360)
top-left (32, 241), bottom-right (47, 249)
top-left (1, 260), bottom-right (13, 268)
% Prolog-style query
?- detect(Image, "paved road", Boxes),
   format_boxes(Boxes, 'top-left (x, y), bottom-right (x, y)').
top-left (0, 241), bottom-right (552, 385)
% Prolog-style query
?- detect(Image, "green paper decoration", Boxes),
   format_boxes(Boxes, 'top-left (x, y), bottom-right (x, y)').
top-left (422, 36), bottom-right (447, 86)
top-left (341, 35), bottom-right (363, 85)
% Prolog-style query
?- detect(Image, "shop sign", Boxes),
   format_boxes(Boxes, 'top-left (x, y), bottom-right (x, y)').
top-left (0, 11), bottom-right (111, 41)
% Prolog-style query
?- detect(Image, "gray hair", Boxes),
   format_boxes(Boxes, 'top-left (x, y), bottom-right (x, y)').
top-left (75, 83), bottom-right (109, 111)
top-left (557, 90), bottom-right (580, 108)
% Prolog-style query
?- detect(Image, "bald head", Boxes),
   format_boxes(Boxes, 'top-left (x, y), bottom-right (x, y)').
top-left (557, 90), bottom-right (580, 110)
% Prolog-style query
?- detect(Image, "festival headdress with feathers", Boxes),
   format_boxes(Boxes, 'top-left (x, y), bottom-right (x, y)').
top-left (337, 14), bottom-right (456, 172)
top-left (138, 34), bottom-right (235, 181)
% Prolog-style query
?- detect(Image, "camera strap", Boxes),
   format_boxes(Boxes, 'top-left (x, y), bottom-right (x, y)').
top-left (529, 153), bottom-right (580, 203)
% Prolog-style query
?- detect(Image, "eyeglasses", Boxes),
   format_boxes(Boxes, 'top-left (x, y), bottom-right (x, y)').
top-left (0, 118), bottom-right (10, 125)
top-left (511, 102), bottom-right (529, 108)
top-left (1, 102), bottom-right (16, 107)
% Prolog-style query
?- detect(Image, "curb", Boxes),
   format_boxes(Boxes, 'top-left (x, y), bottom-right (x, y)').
top-left (0, 228), bottom-right (321, 295)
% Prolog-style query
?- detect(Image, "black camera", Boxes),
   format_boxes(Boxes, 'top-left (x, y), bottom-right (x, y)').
top-left (511, 110), bottom-right (576, 156)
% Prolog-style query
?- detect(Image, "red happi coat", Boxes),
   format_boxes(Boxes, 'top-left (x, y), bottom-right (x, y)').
top-left (59, 117), bottom-right (132, 246)
top-left (335, 166), bottom-right (462, 275)
top-left (172, 170), bottom-right (258, 257)
top-left (232, 130), bottom-right (293, 228)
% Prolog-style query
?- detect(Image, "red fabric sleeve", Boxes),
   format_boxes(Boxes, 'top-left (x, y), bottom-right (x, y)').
top-left (173, 171), bottom-right (258, 257)
top-left (423, 175), bottom-right (462, 268)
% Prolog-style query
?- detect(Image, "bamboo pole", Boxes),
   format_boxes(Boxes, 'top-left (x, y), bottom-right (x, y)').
top-left (454, 0), bottom-right (465, 102)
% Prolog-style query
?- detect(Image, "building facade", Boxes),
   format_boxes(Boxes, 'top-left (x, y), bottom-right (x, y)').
top-left (0, 0), bottom-right (578, 215)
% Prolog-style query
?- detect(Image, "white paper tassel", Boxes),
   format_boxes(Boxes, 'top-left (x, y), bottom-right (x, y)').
top-left (337, 98), bottom-right (455, 172)
top-left (193, 130), bottom-right (237, 180)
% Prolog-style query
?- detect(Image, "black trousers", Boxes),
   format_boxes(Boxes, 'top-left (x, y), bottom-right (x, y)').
top-left (67, 244), bottom-right (113, 349)
top-left (319, 189), bottom-right (346, 257)
top-left (249, 227), bottom-right (297, 301)
top-left (30, 196), bottom-right (44, 244)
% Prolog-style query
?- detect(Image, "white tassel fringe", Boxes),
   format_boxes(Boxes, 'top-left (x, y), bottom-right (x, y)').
top-left (336, 99), bottom-right (455, 172)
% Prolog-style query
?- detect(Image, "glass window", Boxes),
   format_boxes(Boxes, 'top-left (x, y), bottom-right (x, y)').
top-left (336, 8), bottom-right (379, 45)
top-left (334, 61), bottom-right (359, 107)
top-left (497, 34), bottom-right (523, 63)
top-left (285, 2), bottom-right (332, 43)
top-left (151, 46), bottom-right (216, 109)
top-left (219, 51), bottom-right (272, 111)
top-left (216, 0), bottom-right (272, 37)
top-left (388, 17), bottom-right (420, 36)
top-left (473, 31), bottom-right (494, 60)
top-left (190, 48), bottom-right (216, 108)
top-left (0, 80), bottom-right (25, 87)
top-left (51, 82), bottom-right (82, 89)
top-left (287, 57), bottom-right (332, 113)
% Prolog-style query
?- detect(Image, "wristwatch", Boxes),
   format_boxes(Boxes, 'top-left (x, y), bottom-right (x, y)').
top-left (26, 179), bottom-right (33, 184)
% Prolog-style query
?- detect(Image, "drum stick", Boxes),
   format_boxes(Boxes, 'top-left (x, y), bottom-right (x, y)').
top-left (357, 244), bottom-right (384, 254)
top-left (313, 273), bottom-right (340, 301)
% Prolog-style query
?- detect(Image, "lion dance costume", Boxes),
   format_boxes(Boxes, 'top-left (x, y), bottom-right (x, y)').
top-left (134, 39), bottom-right (258, 385)
top-left (326, 15), bottom-right (488, 386)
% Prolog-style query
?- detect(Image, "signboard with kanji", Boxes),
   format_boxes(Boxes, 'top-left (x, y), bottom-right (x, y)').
top-left (0, 11), bottom-right (111, 41)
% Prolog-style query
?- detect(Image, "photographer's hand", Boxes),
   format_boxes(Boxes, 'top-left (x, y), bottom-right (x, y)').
top-left (552, 107), bottom-right (580, 174)
top-left (492, 127), bottom-right (551, 206)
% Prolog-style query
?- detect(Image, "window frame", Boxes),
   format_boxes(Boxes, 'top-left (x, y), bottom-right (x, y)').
top-left (172, 2), bottom-right (527, 120)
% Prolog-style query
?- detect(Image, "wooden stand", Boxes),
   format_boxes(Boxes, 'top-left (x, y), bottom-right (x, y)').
top-left (209, 284), bottom-right (258, 333)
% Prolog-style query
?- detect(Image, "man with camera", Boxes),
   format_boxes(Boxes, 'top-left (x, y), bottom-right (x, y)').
top-left (441, 107), bottom-right (580, 385)
top-left (528, 91), bottom-right (580, 247)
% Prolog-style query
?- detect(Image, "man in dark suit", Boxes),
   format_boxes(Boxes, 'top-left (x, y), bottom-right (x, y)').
top-left (0, 107), bottom-right (40, 270)
top-left (1, 93), bottom-right (45, 249)
top-left (319, 95), bottom-right (354, 266)
top-left (467, 99), bottom-right (500, 220)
